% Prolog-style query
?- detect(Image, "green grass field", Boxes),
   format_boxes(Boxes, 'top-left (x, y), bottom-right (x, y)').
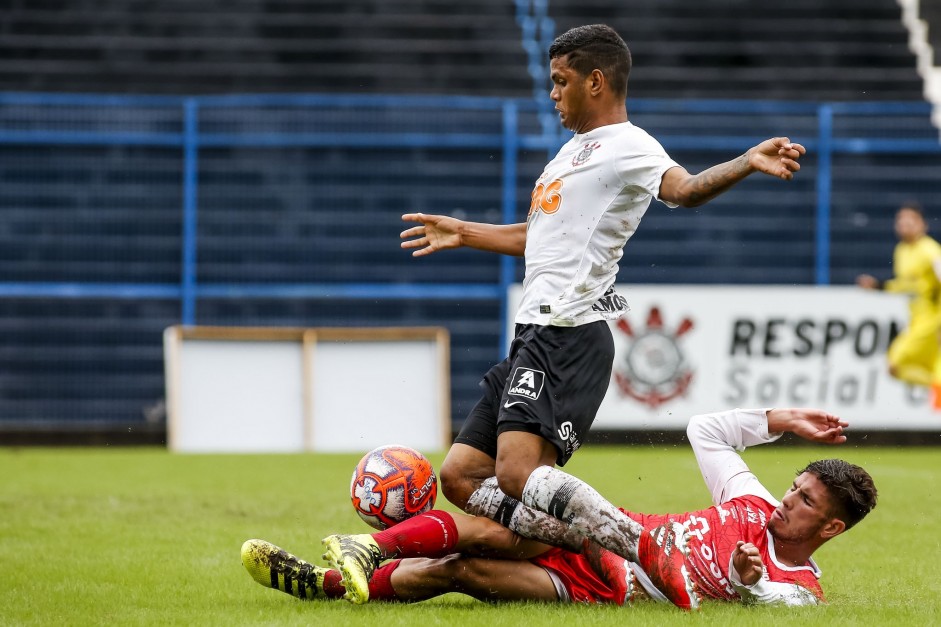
top-left (2, 443), bottom-right (939, 626)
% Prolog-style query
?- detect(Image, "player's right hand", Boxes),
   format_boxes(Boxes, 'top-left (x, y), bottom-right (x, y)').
top-left (401, 213), bottom-right (464, 256)
top-left (732, 541), bottom-right (764, 587)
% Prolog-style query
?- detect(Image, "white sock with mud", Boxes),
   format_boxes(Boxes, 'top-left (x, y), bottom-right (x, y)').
top-left (521, 465), bottom-right (643, 561)
top-left (465, 476), bottom-right (585, 552)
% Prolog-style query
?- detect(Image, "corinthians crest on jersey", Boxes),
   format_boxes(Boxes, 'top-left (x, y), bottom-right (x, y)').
top-left (572, 141), bottom-right (601, 166)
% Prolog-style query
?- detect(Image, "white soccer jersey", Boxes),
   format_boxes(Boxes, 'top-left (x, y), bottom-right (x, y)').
top-left (515, 121), bottom-right (680, 327)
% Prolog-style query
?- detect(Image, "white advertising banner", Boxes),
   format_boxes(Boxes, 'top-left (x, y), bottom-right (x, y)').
top-left (507, 285), bottom-right (938, 430)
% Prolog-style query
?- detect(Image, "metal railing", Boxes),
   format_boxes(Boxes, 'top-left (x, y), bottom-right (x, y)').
top-left (1, 93), bottom-right (939, 348)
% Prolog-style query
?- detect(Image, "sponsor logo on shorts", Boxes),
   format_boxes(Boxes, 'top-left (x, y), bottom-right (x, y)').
top-left (507, 367), bottom-right (545, 400)
top-left (613, 306), bottom-right (695, 409)
top-left (557, 421), bottom-right (581, 457)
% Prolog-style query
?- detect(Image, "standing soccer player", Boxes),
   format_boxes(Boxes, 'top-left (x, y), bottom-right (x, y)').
top-left (324, 24), bottom-right (806, 610)
top-left (856, 202), bottom-right (941, 402)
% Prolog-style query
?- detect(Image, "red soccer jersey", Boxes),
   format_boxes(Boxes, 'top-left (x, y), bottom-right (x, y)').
top-left (536, 409), bottom-right (830, 606)
top-left (620, 495), bottom-right (824, 602)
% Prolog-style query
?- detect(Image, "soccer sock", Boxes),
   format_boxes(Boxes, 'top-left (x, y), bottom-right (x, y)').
top-left (322, 569), bottom-right (346, 599)
top-left (371, 510), bottom-right (458, 559)
top-left (521, 465), bottom-right (643, 561)
top-left (367, 559), bottom-right (403, 601)
top-left (465, 476), bottom-right (585, 552)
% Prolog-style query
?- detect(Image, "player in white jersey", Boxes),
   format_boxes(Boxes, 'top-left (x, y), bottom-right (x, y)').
top-left (519, 121), bottom-right (681, 327)
top-left (245, 408), bottom-right (877, 607)
top-left (324, 24), bottom-right (807, 610)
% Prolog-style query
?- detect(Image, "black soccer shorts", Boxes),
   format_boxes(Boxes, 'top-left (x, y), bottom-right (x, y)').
top-left (454, 321), bottom-right (614, 466)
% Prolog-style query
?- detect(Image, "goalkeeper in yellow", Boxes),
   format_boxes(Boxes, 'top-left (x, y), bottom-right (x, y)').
top-left (857, 202), bottom-right (941, 401)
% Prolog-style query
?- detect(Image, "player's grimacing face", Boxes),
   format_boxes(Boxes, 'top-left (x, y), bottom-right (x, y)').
top-left (768, 472), bottom-right (835, 543)
top-left (549, 55), bottom-right (591, 133)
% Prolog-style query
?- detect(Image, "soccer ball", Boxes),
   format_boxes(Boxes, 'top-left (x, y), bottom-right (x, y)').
top-left (350, 444), bottom-right (438, 530)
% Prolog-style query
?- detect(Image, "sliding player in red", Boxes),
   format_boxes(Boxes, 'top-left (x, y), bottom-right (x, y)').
top-left (242, 407), bottom-right (877, 607)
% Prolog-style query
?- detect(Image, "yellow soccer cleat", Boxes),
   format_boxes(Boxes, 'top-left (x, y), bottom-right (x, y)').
top-left (321, 534), bottom-right (383, 604)
top-left (241, 539), bottom-right (329, 600)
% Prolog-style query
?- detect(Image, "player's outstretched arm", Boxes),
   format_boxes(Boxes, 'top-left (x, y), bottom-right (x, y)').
top-left (767, 408), bottom-right (848, 445)
top-left (659, 137), bottom-right (806, 207)
top-left (401, 213), bottom-right (526, 257)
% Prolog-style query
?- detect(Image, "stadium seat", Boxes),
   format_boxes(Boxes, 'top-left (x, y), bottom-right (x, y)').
top-left (0, 0), bottom-right (937, 437)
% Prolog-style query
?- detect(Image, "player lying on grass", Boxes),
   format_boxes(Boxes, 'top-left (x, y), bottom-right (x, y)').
top-left (242, 407), bottom-right (877, 607)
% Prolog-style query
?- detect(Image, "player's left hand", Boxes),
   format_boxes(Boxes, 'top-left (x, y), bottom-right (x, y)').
top-left (768, 408), bottom-right (848, 444)
top-left (748, 137), bottom-right (806, 180)
top-left (732, 541), bottom-right (764, 586)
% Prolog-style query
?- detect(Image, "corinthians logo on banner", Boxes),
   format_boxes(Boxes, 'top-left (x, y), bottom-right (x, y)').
top-left (613, 306), bottom-right (695, 408)
top-left (507, 284), bottom-right (937, 429)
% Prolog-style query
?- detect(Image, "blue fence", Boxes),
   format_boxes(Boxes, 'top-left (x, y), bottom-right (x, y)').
top-left (2, 93), bottom-right (938, 317)
top-left (0, 93), bottom-right (939, 428)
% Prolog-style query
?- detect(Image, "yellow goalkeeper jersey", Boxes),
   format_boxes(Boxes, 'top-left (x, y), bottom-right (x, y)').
top-left (885, 235), bottom-right (941, 318)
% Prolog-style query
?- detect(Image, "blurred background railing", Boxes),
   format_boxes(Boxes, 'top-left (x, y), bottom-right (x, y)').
top-left (1, 93), bottom-right (939, 435)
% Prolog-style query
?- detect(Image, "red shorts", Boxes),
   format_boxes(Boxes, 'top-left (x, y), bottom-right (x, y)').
top-left (529, 547), bottom-right (621, 605)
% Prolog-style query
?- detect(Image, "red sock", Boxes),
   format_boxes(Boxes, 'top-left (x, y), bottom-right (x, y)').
top-left (322, 570), bottom-right (345, 599)
top-left (372, 510), bottom-right (459, 559)
top-left (367, 559), bottom-right (403, 601)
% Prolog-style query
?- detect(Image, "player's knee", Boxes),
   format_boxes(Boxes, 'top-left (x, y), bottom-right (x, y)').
top-left (494, 431), bottom-right (557, 500)
top-left (439, 445), bottom-right (497, 510)
top-left (439, 459), bottom-right (475, 509)
top-left (494, 465), bottom-right (531, 501)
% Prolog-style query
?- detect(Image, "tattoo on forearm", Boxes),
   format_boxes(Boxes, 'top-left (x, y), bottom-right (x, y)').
top-left (685, 153), bottom-right (751, 205)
